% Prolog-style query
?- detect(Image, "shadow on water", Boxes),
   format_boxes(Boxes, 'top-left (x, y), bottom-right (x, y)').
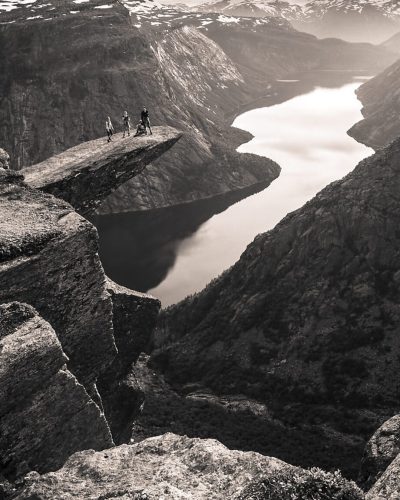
top-left (90, 181), bottom-right (271, 292)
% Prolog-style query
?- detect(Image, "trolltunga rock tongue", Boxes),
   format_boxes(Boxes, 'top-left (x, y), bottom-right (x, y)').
top-left (22, 126), bottom-right (182, 214)
top-left (0, 302), bottom-right (113, 481)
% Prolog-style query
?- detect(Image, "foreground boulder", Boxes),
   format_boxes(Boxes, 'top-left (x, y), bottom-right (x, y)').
top-left (360, 415), bottom-right (400, 488)
top-left (13, 434), bottom-right (288, 499)
top-left (22, 127), bottom-right (182, 215)
top-left (0, 302), bottom-right (112, 481)
top-left (11, 433), bottom-right (365, 500)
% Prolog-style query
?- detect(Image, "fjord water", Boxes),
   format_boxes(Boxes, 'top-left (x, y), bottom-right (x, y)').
top-left (94, 71), bottom-right (373, 307)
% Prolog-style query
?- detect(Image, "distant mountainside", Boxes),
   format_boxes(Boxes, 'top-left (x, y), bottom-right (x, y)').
top-left (381, 30), bottom-right (400, 52)
top-left (152, 139), bottom-right (400, 475)
top-left (196, 0), bottom-right (304, 19)
top-left (196, 0), bottom-right (400, 43)
top-left (349, 58), bottom-right (400, 149)
top-left (0, 0), bottom-right (394, 213)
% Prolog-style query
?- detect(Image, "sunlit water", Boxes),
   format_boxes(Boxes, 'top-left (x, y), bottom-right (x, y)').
top-left (94, 72), bottom-right (373, 307)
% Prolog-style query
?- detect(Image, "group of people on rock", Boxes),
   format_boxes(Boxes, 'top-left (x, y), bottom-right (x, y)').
top-left (106, 107), bottom-right (152, 143)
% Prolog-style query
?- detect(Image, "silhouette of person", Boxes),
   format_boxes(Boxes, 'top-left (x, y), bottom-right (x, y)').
top-left (106, 116), bottom-right (114, 143)
top-left (141, 107), bottom-right (152, 135)
top-left (122, 111), bottom-right (131, 138)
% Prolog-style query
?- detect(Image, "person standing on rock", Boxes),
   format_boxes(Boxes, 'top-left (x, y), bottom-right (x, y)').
top-left (0, 148), bottom-right (10, 169)
top-left (106, 116), bottom-right (114, 143)
top-left (141, 107), bottom-right (152, 135)
top-left (122, 111), bottom-right (131, 138)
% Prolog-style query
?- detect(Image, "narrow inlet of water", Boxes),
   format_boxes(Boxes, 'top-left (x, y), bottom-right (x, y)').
top-left (94, 72), bottom-right (373, 307)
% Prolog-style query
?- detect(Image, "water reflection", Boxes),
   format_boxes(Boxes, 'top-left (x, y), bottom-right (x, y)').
top-left (91, 181), bottom-right (271, 292)
top-left (93, 70), bottom-right (373, 307)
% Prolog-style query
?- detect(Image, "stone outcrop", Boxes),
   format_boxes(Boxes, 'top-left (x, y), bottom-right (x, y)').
top-left (366, 453), bottom-right (400, 500)
top-left (10, 433), bottom-right (365, 500)
top-left (0, 302), bottom-right (113, 481)
top-left (0, 168), bottom-right (116, 390)
top-left (97, 279), bottom-right (161, 444)
top-left (349, 59), bottom-right (400, 149)
top-left (360, 415), bottom-right (400, 488)
top-left (13, 433), bottom-right (291, 499)
top-left (22, 127), bottom-right (182, 215)
top-left (152, 138), bottom-right (400, 475)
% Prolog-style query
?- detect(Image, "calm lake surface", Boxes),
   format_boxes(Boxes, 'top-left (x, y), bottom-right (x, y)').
top-left (93, 71), bottom-right (373, 307)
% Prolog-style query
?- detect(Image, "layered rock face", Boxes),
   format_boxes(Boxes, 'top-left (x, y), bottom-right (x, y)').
top-left (0, 168), bottom-right (116, 390)
top-left (97, 279), bottom-right (161, 444)
top-left (22, 127), bottom-right (182, 215)
top-left (0, 302), bottom-right (113, 481)
top-left (360, 414), bottom-right (400, 488)
top-left (349, 59), bottom-right (400, 149)
top-left (152, 138), bottom-right (400, 473)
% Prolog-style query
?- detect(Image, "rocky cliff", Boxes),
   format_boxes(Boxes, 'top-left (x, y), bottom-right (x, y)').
top-left (22, 126), bottom-right (182, 214)
top-left (97, 279), bottom-right (161, 444)
top-left (0, 302), bottom-right (113, 481)
top-left (0, 0), bottom-right (395, 213)
top-left (349, 59), bottom-right (400, 149)
top-left (0, 132), bottom-right (178, 480)
top-left (151, 137), bottom-right (400, 476)
top-left (0, 168), bottom-right (116, 391)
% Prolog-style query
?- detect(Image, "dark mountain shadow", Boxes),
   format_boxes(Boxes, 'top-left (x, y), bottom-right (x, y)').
top-left (90, 181), bottom-right (271, 293)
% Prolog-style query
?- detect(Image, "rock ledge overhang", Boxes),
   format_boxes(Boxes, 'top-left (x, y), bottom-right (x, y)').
top-left (22, 126), bottom-right (183, 214)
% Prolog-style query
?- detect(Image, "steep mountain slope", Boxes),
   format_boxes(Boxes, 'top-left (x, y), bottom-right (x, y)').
top-left (0, 0), bottom-right (279, 213)
top-left (0, 0), bottom-right (395, 213)
top-left (381, 30), bottom-right (400, 52)
top-left (349, 58), bottom-right (400, 149)
top-left (151, 138), bottom-right (400, 474)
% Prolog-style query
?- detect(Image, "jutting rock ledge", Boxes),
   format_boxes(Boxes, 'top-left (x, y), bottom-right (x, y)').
top-left (21, 126), bottom-right (182, 215)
